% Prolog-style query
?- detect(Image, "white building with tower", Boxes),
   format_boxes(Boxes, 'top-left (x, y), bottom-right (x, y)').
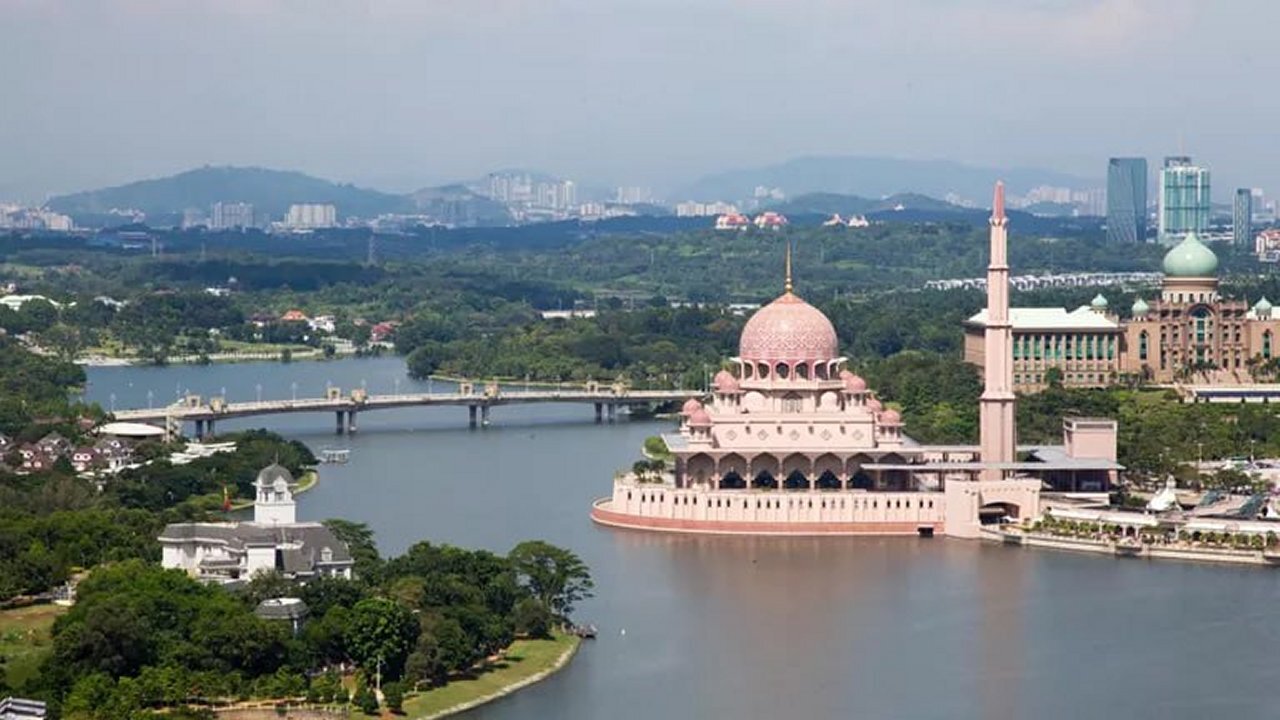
top-left (158, 463), bottom-right (353, 584)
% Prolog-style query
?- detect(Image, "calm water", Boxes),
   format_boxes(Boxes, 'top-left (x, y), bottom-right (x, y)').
top-left (86, 358), bottom-right (1280, 720)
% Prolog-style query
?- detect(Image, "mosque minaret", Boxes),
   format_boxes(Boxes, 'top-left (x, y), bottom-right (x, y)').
top-left (978, 181), bottom-right (1017, 481)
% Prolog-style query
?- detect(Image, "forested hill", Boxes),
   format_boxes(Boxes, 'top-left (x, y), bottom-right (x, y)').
top-left (766, 192), bottom-right (965, 217)
top-left (47, 166), bottom-right (411, 219)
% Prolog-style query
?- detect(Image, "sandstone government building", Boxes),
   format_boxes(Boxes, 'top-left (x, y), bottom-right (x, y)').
top-left (964, 231), bottom-right (1280, 391)
top-left (591, 183), bottom-right (1122, 538)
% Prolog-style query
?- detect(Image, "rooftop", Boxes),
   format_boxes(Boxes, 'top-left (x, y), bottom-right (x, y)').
top-left (967, 306), bottom-right (1120, 331)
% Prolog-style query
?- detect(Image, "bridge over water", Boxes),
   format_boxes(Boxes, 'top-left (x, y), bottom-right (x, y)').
top-left (111, 381), bottom-right (695, 437)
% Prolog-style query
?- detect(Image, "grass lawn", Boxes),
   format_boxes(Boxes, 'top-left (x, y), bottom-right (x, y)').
top-left (403, 633), bottom-right (580, 719)
top-left (216, 339), bottom-right (314, 354)
top-left (0, 604), bottom-right (67, 690)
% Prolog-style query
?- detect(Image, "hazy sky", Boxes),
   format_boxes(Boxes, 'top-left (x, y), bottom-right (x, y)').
top-left (3, 0), bottom-right (1278, 201)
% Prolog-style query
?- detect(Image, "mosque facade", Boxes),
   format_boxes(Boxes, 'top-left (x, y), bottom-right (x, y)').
top-left (591, 184), bottom-right (1121, 537)
top-left (965, 231), bottom-right (1280, 391)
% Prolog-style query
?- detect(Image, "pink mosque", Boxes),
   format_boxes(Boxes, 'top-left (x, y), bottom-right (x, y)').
top-left (591, 183), bottom-right (1122, 538)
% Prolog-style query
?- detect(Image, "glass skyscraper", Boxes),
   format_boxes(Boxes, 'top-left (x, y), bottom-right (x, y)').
top-left (1158, 156), bottom-right (1211, 244)
top-left (1106, 157), bottom-right (1147, 244)
top-left (1234, 188), bottom-right (1253, 248)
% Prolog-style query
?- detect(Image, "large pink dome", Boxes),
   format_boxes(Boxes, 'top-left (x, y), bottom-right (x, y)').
top-left (739, 292), bottom-right (839, 363)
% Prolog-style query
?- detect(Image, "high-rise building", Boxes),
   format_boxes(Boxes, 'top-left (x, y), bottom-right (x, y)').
top-left (1157, 156), bottom-right (1210, 244)
top-left (1234, 188), bottom-right (1253, 248)
top-left (211, 202), bottom-right (255, 230)
top-left (615, 186), bottom-right (653, 205)
top-left (285, 203), bottom-right (337, 229)
top-left (1106, 158), bottom-right (1147, 243)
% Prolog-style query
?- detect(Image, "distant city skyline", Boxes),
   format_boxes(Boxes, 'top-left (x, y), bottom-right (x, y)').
top-left (3, 1), bottom-right (1279, 203)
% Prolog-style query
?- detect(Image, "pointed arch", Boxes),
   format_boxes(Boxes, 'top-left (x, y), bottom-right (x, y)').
top-left (718, 452), bottom-right (747, 478)
top-left (750, 453), bottom-right (778, 478)
top-left (781, 452), bottom-right (810, 479)
top-left (813, 453), bottom-right (842, 478)
top-left (685, 453), bottom-right (714, 486)
top-left (845, 453), bottom-right (873, 479)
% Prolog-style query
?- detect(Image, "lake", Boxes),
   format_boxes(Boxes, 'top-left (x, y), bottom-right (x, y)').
top-left (86, 357), bottom-right (1280, 719)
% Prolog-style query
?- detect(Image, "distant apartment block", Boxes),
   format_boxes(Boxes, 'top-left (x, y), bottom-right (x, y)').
top-left (485, 173), bottom-right (577, 211)
top-left (1024, 185), bottom-right (1073, 204)
top-left (286, 203), bottom-right (337, 229)
top-left (1256, 228), bottom-right (1280, 263)
top-left (211, 201), bottom-right (255, 230)
top-left (1106, 158), bottom-right (1147, 244)
top-left (0, 205), bottom-right (72, 231)
top-left (614, 186), bottom-right (653, 205)
top-left (1158, 156), bottom-right (1210, 244)
top-left (676, 201), bottom-right (739, 217)
top-left (578, 203), bottom-right (637, 220)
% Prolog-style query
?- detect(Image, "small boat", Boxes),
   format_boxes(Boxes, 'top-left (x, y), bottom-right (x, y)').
top-left (570, 624), bottom-right (598, 639)
top-left (320, 448), bottom-right (351, 464)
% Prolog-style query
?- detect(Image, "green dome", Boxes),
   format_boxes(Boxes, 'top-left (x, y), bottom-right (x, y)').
top-left (1132, 297), bottom-right (1150, 316)
top-left (1162, 232), bottom-right (1219, 277)
top-left (1255, 297), bottom-right (1273, 313)
top-left (1090, 293), bottom-right (1109, 309)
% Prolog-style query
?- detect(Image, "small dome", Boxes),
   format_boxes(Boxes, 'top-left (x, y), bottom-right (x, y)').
top-left (1162, 232), bottom-right (1219, 277)
top-left (688, 408), bottom-right (712, 427)
top-left (256, 463), bottom-right (294, 487)
top-left (1255, 297), bottom-right (1273, 313)
top-left (1090, 293), bottom-right (1108, 309)
top-left (739, 292), bottom-right (839, 364)
top-left (680, 398), bottom-right (703, 416)
top-left (1131, 297), bottom-right (1150, 317)
top-left (839, 370), bottom-right (867, 392)
top-left (880, 408), bottom-right (902, 425)
top-left (866, 397), bottom-right (883, 413)
top-left (712, 370), bottom-right (741, 394)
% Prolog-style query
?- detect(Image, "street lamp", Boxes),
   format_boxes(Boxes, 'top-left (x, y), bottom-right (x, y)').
top-left (393, 378), bottom-right (400, 396)
top-left (146, 390), bottom-right (154, 409)
top-left (291, 382), bottom-right (298, 401)
top-left (256, 383), bottom-right (263, 403)
top-left (109, 393), bottom-right (116, 413)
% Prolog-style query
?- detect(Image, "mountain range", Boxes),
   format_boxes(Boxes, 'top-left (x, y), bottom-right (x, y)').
top-left (765, 192), bottom-right (968, 216)
top-left (676, 155), bottom-right (1096, 204)
top-left (40, 156), bottom-right (1100, 227)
